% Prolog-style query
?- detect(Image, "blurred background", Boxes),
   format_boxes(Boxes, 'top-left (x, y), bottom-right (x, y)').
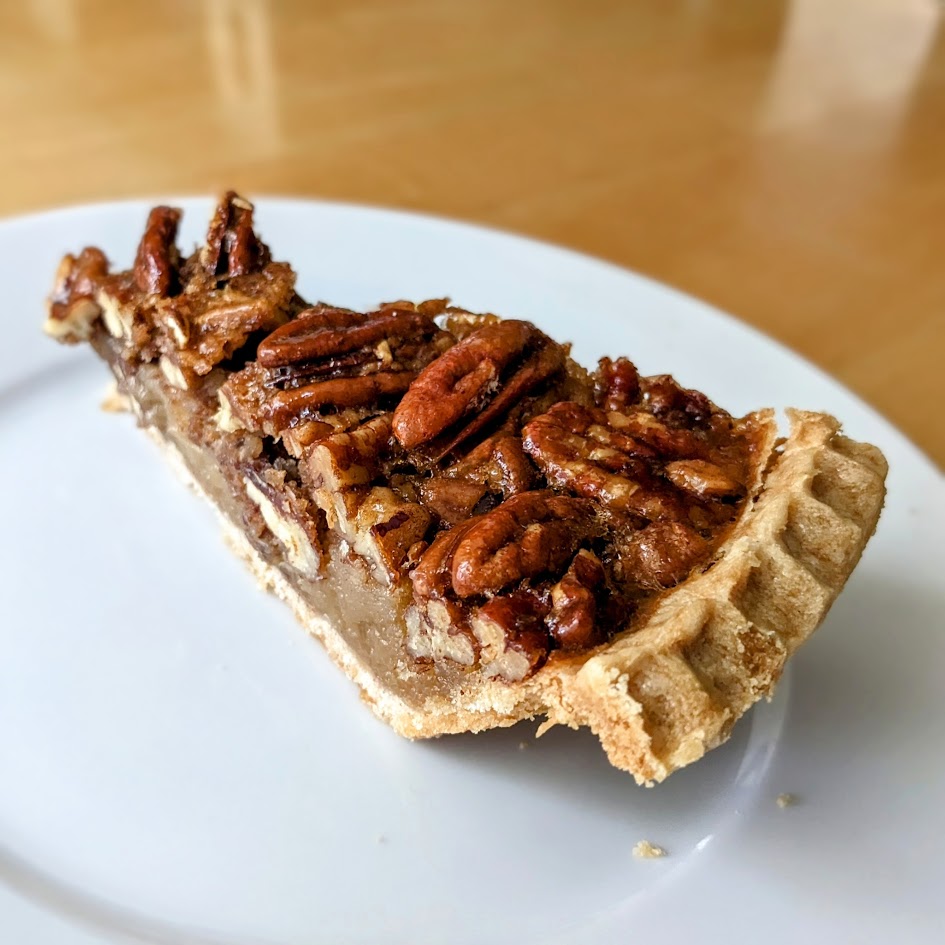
top-left (1, 0), bottom-right (942, 464)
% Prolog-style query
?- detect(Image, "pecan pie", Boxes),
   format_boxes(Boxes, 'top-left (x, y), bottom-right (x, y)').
top-left (45, 194), bottom-right (887, 784)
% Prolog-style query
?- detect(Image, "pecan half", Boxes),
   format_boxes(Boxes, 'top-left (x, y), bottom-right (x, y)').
top-left (133, 206), bottom-right (181, 297)
top-left (244, 304), bottom-right (452, 431)
top-left (305, 414), bottom-right (394, 494)
top-left (353, 487), bottom-right (432, 580)
top-left (664, 459), bottom-right (744, 499)
top-left (522, 402), bottom-right (685, 521)
top-left (265, 371), bottom-right (416, 426)
top-left (50, 246), bottom-right (109, 311)
top-left (243, 469), bottom-right (323, 577)
top-left (303, 415), bottom-right (432, 581)
top-left (449, 490), bottom-right (596, 598)
top-left (281, 419), bottom-right (338, 457)
top-left (410, 519), bottom-right (479, 600)
top-left (258, 308), bottom-right (435, 368)
top-left (606, 407), bottom-right (710, 459)
top-left (45, 247), bottom-right (109, 341)
top-left (595, 356), bottom-right (640, 411)
top-left (615, 520), bottom-right (708, 589)
top-left (392, 319), bottom-right (565, 457)
top-left (202, 191), bottom-right (270, 279)
top-left (547, 549), bottom-right (607, 650)
top-left (448, 432), bottom-right (536, 498)
top-left (405, 598), bottom-right (477, 667)
top-left (419, 433), bottom-right (538, 526)
top-left (643, 374), bottom-right (713, 426)
top-left (469, 591), bottom-right (551, 681)
top-left (417, 478), bottom-right (490, 526)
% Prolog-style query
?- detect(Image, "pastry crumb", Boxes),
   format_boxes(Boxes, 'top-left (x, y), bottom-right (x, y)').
top-left (776, 792), bottom-right (796, 809)
top-left (633, 840), bottom-right (667, 859)
top-left (518, 740), bottom-right (529, 750)
top-left (100, 381), bottom-right (129, 413)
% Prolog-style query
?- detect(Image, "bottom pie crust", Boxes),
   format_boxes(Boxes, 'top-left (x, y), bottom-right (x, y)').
top-left (100, 329), bottom-right (887, 784)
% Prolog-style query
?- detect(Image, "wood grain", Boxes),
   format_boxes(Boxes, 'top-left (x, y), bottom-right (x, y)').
top-left (1, 0), bottom-right (942, 464)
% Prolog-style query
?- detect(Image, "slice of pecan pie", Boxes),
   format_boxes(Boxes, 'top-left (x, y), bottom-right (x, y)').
top-left (45, 193), bottom-right (887, 784)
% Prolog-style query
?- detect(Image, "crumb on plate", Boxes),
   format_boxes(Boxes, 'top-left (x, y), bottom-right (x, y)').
top-left (633, 840), bottom-right (667, 859)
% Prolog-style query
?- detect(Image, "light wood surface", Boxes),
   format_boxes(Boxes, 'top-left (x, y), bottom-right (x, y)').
top-left (2, 0), bottom-right (943, 465)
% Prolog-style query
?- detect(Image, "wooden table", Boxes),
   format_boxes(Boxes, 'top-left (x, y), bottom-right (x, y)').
top-left (2, 0), bottom-right (942, 465)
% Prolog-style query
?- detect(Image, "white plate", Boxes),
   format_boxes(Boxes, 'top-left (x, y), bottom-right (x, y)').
top-left (1, 198), bottom-right (942, 944)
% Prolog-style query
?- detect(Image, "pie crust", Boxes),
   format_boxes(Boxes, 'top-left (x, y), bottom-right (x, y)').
top-left (45, 195), bottom-right (887, 783)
